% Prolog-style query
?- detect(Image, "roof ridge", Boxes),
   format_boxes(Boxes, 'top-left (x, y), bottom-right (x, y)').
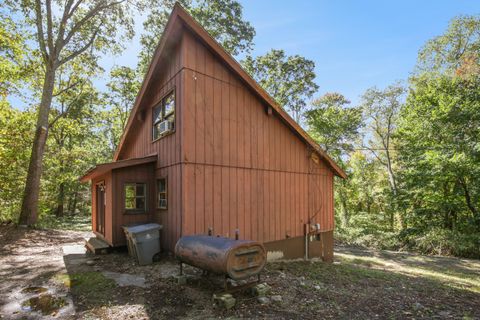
top-left (113, 2), bottom-right (346, 178)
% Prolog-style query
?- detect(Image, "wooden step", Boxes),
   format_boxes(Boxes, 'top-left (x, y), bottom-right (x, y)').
top-left (86, 237), bottom-right (110, 254)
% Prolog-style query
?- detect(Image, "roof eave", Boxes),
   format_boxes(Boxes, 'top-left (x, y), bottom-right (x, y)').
top-left (80, 155), bottom-right (158, 183)
top-left (113, 8), bottom-right (182, 161)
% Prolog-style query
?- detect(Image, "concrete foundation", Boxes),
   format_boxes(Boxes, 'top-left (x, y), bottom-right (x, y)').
top-left (263, 230), bottom-right (334, 262)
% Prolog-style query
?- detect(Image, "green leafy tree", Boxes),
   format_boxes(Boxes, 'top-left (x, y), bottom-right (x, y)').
top-left (0, 12), bottom-right (31, 97)
top-left (361, 83), bottom-right (405, 229)
top-left (337, 14), bottom-right (480, 256)
top-left (416, 15), bottom-right (480, 75)
top-left (337, 151), bottom-right (391, 232)
top-left (305, 92), bottom-right (363, 228)
top-left (398, 74), bottom-right (480, 232)
top-left (305, 92), bottom-right (362, 158)
top-left (0, 104), bottom-right (35, 221)
top-left (8, 0), bottom-right (141, 225)
top-left (101, 66), bottom-right (141, 155)
top-left (44, 58), bottom-right (106, 217)
top-left (139, 0), bottom-right (255, 74)
top-left (242, 49), bottom-right (319, 123)
top-left (0, 8), bottom-right (35, 222)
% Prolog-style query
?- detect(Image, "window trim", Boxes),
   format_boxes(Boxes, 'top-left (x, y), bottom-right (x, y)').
top-left (123, 182), bottom-right (147, 214)
top-left (157, 177), bottom-right (168, 210)
top-left (152, 89), bottom-right (176, 142)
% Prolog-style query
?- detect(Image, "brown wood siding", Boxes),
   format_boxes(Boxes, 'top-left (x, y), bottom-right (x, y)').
top-left (109, 27), bottom-right (335, 250)
top-left (92, 172), bottom-right (113, 245)
top-left (111, 163), bottom-right (155, 246)
top-left (151, 165), bottom-right (182, 252)
top-left (181, 30), bottom-right (334, 243)
top-left (117, 38), bottom-right (184, 170)
top-left (115, 38), bottom-right (185, 251)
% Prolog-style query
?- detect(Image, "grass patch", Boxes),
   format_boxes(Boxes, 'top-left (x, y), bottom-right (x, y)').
top-left (37, 214), bottom-right (91, 231)
top-left (55, 272), bottom-right (116, 306)
top-left (268, 255), bottom-right (480, 319)
top-left (335, 251), bottom-right (480, 293)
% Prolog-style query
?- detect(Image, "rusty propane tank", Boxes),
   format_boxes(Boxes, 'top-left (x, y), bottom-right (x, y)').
top-left (175, 235), bottom-right (266, 280)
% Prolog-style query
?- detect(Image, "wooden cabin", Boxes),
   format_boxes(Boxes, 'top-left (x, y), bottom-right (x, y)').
top-left (80, 3), bottom-right (346, 261)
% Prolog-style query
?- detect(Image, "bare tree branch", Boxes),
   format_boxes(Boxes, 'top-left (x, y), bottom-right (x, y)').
top-left (67, 0), bottom-right (86, 20)
top-left (373, 124), bottom-right (389, 151)
top-left (46, 0), bottom-right (54, 53)
top-left (364, 144), bottom-right (387, 166)
top-left (53, 79), bottom-right (83, 97)
top-left (49, 86), bottom-right (85, 127)
top-left (62, 0), bottom-right (125, 48)
top-left (385, 113), bottom-right (393, 149)
top-left (58, 29), bottom-right (98, 66)
top-left (35, 0), bottom-right (49, 62)
top-left (54, 0), bottom-right (76, 54)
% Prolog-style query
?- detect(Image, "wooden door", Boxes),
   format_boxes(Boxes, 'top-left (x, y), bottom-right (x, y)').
top-left (96, 183), bottom-right (106, 235)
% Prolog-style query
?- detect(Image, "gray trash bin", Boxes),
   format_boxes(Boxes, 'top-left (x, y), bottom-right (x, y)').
top-left (122, 223), bottom-right (162, 265)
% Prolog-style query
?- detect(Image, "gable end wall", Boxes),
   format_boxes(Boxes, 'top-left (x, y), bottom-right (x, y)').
top-left (180, 30), bottom-right (334, 243)
top-left (116, 36), bottom-right (185, 251)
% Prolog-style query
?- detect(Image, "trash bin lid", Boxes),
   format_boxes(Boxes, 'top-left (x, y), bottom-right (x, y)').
top-left (123, 223), bottom-right (163, 234)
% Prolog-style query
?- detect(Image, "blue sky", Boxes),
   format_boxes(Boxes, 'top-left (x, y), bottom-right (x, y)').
top-left (11, 1), bottom-right (480, 109)
top-left (239, 0), bottom-right (480, 105)
top-left (104, 0), bottom-right (480, 107)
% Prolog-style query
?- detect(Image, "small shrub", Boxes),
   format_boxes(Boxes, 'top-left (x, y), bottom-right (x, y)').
top-left (335, 226), bottom-right (401, 250)
top-left (403, 228), bottom-right (480, 258)
top-left (337, 225), bottom-right (480, 259)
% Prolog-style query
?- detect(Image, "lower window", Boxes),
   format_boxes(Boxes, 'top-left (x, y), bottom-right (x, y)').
top-left (124, 183), bottom-right (146, 213)
top-left (157, 178), bottom-right (167, 209)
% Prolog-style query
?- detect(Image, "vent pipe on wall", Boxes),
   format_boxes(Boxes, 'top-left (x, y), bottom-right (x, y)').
top-left (304, 223), bottom-right (309, 260)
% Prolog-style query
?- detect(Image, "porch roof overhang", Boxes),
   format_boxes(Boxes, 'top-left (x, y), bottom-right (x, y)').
top-left (79, 155), bottom-right (157, 183)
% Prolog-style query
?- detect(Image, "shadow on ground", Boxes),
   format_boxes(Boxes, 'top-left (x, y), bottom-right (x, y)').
top-left (0, 225), bottom-right (89, 319)
top-left (1, 224), bottom-right (480, 319)
top-left (61, 244), bottom-right (480, 319)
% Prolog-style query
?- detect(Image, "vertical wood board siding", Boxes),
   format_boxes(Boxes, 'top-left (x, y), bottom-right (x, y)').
top-left (113, 39), bottom-right (185, 251)
top-left (108, 27), bottom-right (335, 249)
top-left (181, 30), bottom-right (334, 243)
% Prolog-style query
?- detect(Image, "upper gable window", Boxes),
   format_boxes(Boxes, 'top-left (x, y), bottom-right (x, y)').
top-left (153, 91), bottom-right (175, 140)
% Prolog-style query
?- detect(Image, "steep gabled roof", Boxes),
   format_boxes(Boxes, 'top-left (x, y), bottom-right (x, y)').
top-left (114, 3), bottom-right (346, 179)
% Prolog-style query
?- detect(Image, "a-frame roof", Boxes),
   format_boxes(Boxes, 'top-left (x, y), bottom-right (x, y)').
top-left (114, 3), bottom-right (346, 179)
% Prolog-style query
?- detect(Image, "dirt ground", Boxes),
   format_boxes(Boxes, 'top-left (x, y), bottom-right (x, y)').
top-left (1, 224), bottom-right (479, 320)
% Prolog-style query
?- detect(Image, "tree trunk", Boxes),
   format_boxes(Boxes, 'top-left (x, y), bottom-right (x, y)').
top-left (385, 150), bottom-right (397, 196)
top-left (55, 182), bottom-right (65, 217)
top-left (67, 193), bottom-right (72, 214)
top-left (71, 189), bottom-right (78, 215)
top-left (385, 149), bottom-right (405, 230)
top-left (18, 66), bottom-right (56, 225)
top-left (459, 178), bottom-right (478, 217)
top-left (458, 177), bottom-right (480, 229)
top-left (390, 210), bottom-right (395, 231)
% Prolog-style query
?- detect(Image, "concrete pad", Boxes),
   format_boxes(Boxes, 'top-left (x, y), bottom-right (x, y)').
top-left (62, 245), bottom-right (86, 255)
